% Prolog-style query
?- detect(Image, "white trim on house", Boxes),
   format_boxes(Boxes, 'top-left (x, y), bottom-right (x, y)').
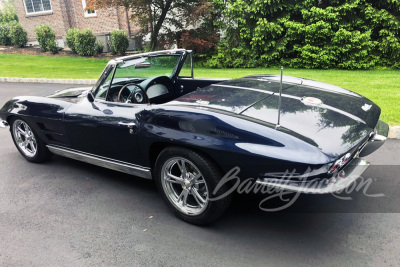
top-left (22, 0), bottom-right (53, 16)
top-left (82, 0), bottom-right (96, 17)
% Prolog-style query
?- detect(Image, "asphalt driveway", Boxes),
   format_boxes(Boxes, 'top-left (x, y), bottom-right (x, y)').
top-left (0, 83), bottom-right (399, 266)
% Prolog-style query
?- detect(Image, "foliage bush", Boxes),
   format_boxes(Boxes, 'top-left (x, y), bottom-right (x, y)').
top-left (0, 23), bottom-right (12, 45)
top-left (74, 29), bottom-right (97, 56)
top-left (48, 40), bottom-right (59, 53)
top-left (66, 28), bottom-right (102, 55)
top-left (0, 0), bottom-right (18, 23)
top-left (95, 41), bottom-right (104, 55)
top-left (10, 22), bottom-right (27, 47)
top-left (180, 28), bottom-right (219, 67)
top-left (109, 30), bottom-right (129, 55)
top-left (179, 28), bottom-right (218, 54)
top-left (65, 28), bottom-right (79, 53)
top-left (210, 0), bottom-right (400, 69)
top-left (35, 24), bottom-right (58, 52)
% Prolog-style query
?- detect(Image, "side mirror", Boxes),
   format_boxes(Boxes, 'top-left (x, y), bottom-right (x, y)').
top-left (135, 62), bottom-right (151, 69)
top-left (87, 92), bottom-right (95, 103)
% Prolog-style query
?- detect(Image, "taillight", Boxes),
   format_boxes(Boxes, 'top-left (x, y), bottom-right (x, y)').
top-left (328, 153), bottom-right (351, 174)
top-left (341, 153), bottom-right (351, 165)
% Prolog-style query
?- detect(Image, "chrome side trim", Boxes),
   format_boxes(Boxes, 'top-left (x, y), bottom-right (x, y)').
top-left (256, 158), bottom-right (370, 194)
top-left (0, 120), bottom-right (9, 128)
top-left (47, 145), bottom-right (152, 179)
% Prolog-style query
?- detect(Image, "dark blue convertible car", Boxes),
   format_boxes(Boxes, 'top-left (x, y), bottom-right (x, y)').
top-left (0, 49), bottom-right (388, 224)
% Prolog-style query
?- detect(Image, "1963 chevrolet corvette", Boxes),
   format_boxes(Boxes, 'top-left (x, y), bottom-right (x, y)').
top-left (0, 49), bottom-right (389, 224)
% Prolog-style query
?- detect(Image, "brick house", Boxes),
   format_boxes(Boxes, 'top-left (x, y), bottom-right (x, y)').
top-left (13, 0), bottom-right (140, 50)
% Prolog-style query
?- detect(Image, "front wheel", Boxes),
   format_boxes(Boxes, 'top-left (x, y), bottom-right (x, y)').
top-left (154, 147), bottom-right (232, 225)
top-left (10, 117), bottom-right (51, 163)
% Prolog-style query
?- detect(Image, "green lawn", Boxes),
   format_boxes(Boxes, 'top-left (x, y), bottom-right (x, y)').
top-left (0, 54), bottom-right (399, 125)
top-left (195, 68), bottom-right (400, 125)
top-left (0, 54), bottom-right (109, 79)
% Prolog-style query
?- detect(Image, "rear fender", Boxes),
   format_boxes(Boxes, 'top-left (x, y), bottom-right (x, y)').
top-left (138, 107), bottom-right (333, 179)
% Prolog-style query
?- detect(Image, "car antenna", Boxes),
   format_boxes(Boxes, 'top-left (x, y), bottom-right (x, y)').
top-left (275, 66), bottom-right (283, 130)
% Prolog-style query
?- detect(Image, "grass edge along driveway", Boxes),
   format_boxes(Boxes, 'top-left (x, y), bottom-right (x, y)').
top-left (0, 54), bottom-right (398, 125)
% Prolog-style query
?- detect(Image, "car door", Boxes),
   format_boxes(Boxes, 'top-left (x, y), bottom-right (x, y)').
top-left (63, 98), bottom-right (145, 165)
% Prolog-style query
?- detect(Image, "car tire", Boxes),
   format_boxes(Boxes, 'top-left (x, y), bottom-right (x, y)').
top-left (10, 117), bottom-right (51, 163)
top-left (154, 146), bottom-right (232, 225)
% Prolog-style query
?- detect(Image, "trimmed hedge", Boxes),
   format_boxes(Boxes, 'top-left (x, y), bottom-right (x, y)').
top-left (65, 28), bottom-right (104, 56)
top-left (0, 23), bottom-right (12, 45)
top-left (110, 30), bottom-right (129, 55)
top-left (0, 22), bottom-right (28, 47)
top-left (65, 28), bottom-right (79, 53)
top-left (10, 22), bottom-right (27, 47)
top-left (35, 24), bottom-right (58, 53)
top-left (74, 29), bottom-right (97, 56)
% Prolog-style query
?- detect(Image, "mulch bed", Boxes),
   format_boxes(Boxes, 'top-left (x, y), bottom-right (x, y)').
top-left (0, 45), bottom-right (115, 59)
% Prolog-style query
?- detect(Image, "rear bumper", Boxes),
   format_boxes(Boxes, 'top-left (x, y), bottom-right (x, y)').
top-left (256, 158), bottom-right (370, 194)
top-left (359, 120), bottom-right (389, 157)
top-left (256, 120), bottom-right (389, 194)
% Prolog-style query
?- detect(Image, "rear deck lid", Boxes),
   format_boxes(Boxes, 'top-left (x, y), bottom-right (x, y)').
top-left (170, 77), bottom-right (380, 157)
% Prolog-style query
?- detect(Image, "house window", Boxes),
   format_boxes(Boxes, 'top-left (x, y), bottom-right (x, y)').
top-left (23, 0), bottom-right (52, 14)
top-left (82, 0), bottom-right (96, 17)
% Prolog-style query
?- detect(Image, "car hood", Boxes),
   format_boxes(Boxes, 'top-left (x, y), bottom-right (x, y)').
top-left (169, 76), bottom-right (381, 157)
top-left (47, 86), bottom-right (92, 98)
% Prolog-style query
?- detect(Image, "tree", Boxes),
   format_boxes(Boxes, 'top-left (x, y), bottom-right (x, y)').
top-left (211, 0), bottom-right (400, 69)
top-left (87, 0), bottom-right (212, 50)
top-left (0, 0), bottom-right (18, 23)
top-left (210, 0), bottom-right (300, 68)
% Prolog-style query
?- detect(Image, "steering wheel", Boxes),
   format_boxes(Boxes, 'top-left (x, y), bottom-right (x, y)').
top-left (117, 83), bottom-right (149, 104)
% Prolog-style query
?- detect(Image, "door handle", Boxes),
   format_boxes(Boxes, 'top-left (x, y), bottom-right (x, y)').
top-left (118, 122), bottom-right (136, 128)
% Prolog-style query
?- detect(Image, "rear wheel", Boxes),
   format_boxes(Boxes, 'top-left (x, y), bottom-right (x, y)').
top-left (155, 147), bottom-right (232, 225)
top-left (10, 117), bottom-right (51, 163)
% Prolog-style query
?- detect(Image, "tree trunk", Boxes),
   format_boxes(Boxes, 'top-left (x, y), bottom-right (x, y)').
top-left (150, 0), bottom-right (173, 50)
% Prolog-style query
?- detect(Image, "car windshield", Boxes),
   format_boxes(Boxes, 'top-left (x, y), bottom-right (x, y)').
top-left (112, 55), bottom-right (181, 84)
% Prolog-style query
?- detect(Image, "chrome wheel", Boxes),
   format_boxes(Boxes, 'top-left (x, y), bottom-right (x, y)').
top-left (12, 120), bottom-right (37, 158)
top-left (161, 157), bottom-right (209, 216)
